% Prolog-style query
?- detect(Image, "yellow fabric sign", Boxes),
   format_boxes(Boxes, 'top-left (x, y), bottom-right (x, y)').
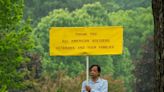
top-left (50, 27), bottom-right (123, 56)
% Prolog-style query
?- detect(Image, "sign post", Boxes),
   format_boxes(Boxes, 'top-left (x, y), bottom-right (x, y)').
top-left (86, 55), bottom-right (89, 85)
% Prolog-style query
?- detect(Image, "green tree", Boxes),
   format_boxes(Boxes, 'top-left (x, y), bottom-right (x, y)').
top-left (24, 0), bottom-right (151, 24)
top-left (109, 7), bottom-right (153, 60)
top-left (109, 8), bottom-right (153, 91)
top-left (24, 0), bottom-right (99, 25)
top-left (112, 48), bottom-right (134, 92)
top-left (135, 36), bottom-right (155, 92)
top-left (113, 0), bottom-right (151, 9)
top-left (0, 0), bottom-right (34, 91)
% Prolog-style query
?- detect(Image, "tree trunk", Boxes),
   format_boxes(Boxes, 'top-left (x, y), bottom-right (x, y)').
top-left (152, 0), bottom-right (164, 92)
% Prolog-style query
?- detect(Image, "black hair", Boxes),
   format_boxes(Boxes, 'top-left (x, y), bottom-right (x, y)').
top-left (89, 64), bottom-right (101, 73)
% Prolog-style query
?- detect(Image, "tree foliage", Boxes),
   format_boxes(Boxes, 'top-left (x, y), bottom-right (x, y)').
top-left (135, 36), bottom-right (155, 92)
top-left (0, 0), bottom-right (34, 91)
top-left (109, 7), bottom-right (153, 60)
top-left (24, 0), bottom-right (151, 25)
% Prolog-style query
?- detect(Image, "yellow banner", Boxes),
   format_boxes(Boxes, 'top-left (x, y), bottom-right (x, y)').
top-left (50, 27), bottom-right (123, 56)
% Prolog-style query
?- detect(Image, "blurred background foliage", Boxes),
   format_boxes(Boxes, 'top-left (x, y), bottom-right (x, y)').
top-left (0, 0), bottom-right (154, 92)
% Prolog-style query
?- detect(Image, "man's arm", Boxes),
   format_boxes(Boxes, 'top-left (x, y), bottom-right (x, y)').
top-left (82, 81), bottom-right (93, 92)
top-left (101, 80), bottom-right (108, 92)
top-left (81, 81), bottom-right (86, 92)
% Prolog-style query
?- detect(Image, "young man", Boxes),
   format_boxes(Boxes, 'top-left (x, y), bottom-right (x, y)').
top-left (81, 65), bottom-right (108, 92)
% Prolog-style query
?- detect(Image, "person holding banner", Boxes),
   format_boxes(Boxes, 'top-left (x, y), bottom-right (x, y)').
top-left (81, 65), bottom-right (108, 92)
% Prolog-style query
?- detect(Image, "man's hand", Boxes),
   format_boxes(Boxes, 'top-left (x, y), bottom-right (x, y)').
top-left (85, 86), bottom-right (91, 92)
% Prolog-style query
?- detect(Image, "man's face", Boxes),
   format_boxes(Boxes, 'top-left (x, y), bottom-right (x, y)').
top-left (90, 66), bottom-right (100, 78)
